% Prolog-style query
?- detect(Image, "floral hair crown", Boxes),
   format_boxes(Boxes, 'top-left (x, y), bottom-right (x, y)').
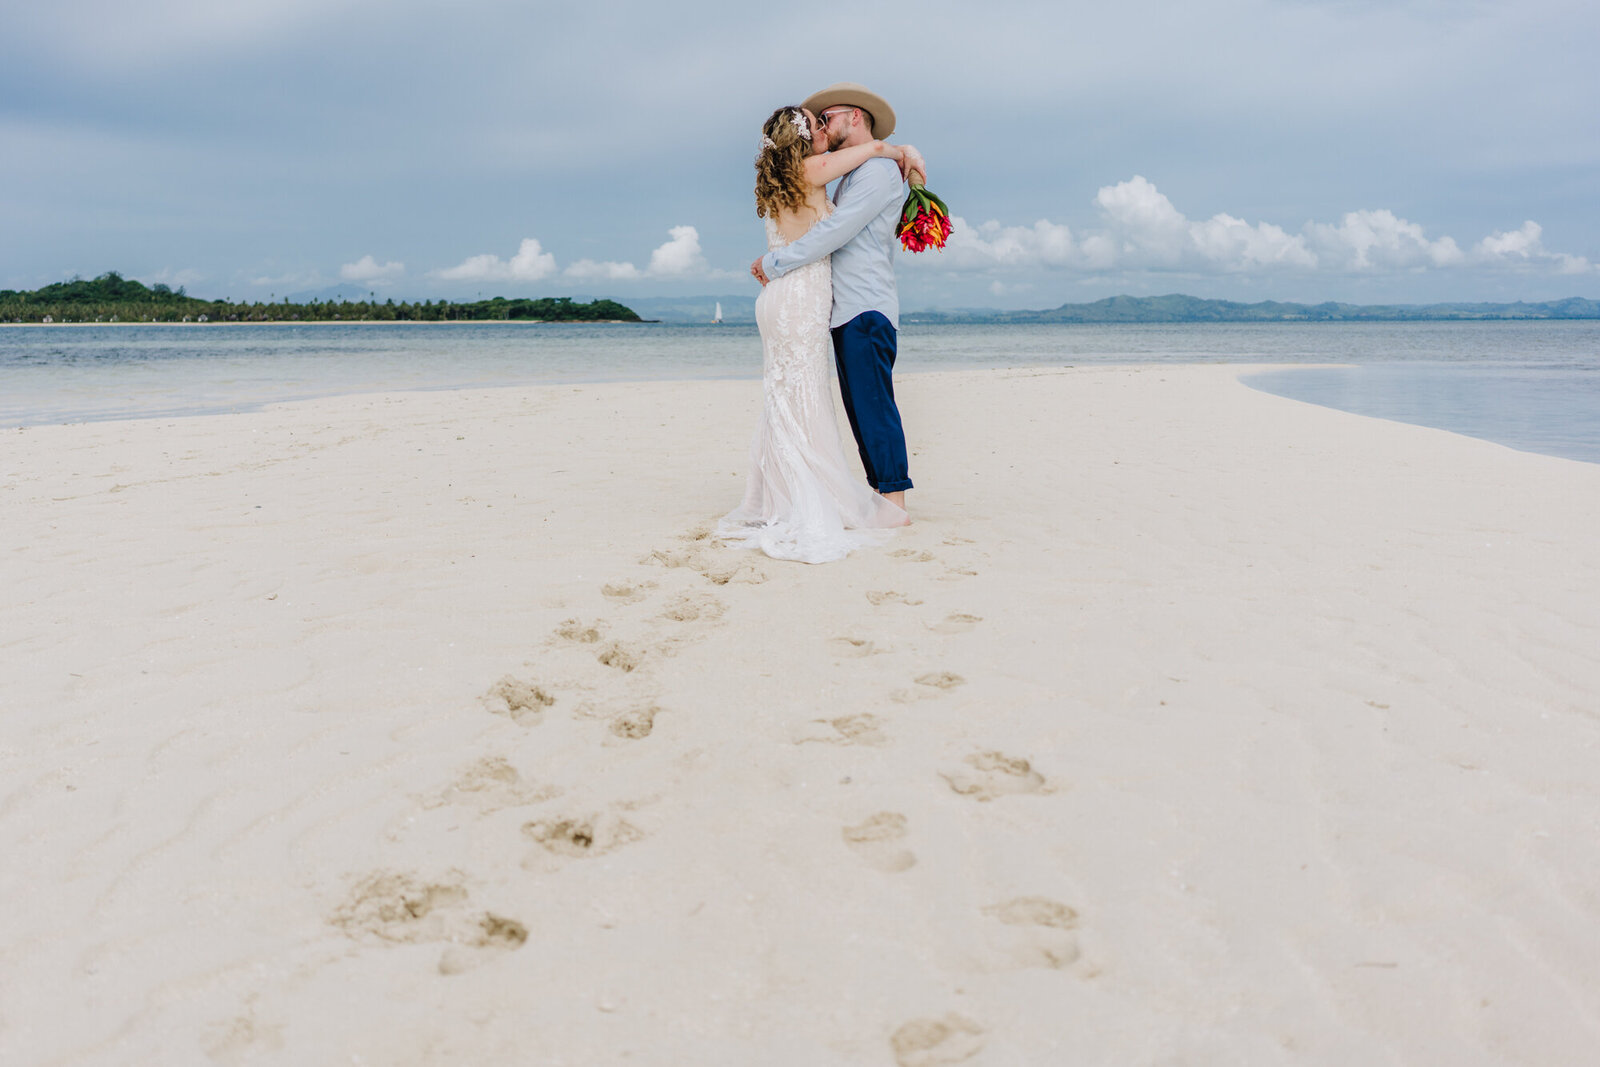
top-left (758, 109), bottom-right (811, 153)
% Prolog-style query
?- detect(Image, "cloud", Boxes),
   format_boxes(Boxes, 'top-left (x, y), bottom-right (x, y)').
top-left (432, 227), bottom-right (722, 287)
top-left (938, 219), bottom-right (1079, 271)
top-left (434, 238), bottom-right (557, 283)
top-left (935, 177), bottom-right (1315, 273)
top-left (339, 254), bottom-right (404, 282)
top-left (1094, 176), bottom-right (1317, 270)
top-left (646, 225), bottom-right (709, 276)
top-left (1479, 220), bottom-right (1543, 259)
top-left (1304, 209), bottom-right (1462, 269)
top-left (913, 176), bottom-right (1589, 280)
top-left (1189, 214), bottom-right (1317, 270)
top-left (559, 225), bottom-right (710, 281)
top-left (1476, 221), bottom-right (1592, 274)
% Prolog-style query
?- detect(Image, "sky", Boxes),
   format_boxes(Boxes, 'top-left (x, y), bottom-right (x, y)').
top-left (3, 0), bottom-right (1597, 310)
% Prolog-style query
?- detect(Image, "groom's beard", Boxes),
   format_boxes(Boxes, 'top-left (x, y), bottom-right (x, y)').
top-left (826, 127), bottom-right (849, 152)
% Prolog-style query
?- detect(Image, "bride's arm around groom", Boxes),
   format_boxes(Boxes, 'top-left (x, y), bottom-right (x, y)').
top-left (751, 112), bottom-right (925, 287)
top-left (754, 157), bottom-right (900, 285)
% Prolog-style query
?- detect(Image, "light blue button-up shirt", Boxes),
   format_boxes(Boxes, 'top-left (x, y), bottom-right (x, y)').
top-left (760, 155), bottom-right (904, 330)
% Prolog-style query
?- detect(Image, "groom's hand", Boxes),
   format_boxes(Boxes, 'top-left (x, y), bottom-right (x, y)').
top-left (750, 258), bottom-right (769, 287)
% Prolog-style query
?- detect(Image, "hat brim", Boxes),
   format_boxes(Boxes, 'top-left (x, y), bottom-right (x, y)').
top-left (802, 83), bottom-right (896, 140)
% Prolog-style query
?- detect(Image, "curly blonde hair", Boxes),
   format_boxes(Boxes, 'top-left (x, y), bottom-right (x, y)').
top-left (754, 107), bottom-right (814, 220)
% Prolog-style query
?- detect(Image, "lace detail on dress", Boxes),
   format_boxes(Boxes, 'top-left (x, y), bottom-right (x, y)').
top-left (716, 212), bottom-right (906, 564)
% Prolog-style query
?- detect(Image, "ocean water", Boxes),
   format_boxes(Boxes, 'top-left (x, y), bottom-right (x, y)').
top-left (2, 320), bottom-right (1597, 464)
top-left (1243, 362), bottom-right (1600, 464)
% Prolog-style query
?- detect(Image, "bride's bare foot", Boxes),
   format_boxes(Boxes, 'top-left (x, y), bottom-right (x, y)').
top-left (881, 489), bottom-right (910, 524)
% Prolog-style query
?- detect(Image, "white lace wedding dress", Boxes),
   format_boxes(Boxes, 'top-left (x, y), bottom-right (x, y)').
top-left (716, 216), bottom-right (907, 564)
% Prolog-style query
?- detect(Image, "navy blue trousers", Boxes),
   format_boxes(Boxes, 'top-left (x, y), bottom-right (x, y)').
top-left (831, 311), bottom-right (912, 493)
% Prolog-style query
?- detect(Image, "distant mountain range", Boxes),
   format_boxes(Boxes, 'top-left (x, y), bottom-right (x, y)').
top-left (901, 294), bottom-right (1600, 324)
top-left (606, 293), bottom-right (1600, 326)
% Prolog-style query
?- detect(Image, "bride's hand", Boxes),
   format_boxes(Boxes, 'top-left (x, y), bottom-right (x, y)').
top-left (897, 144), bottom-right (926, 185)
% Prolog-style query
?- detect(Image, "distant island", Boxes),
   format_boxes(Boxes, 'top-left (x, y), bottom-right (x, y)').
top-left (903, 293), bottom-right (1600, 324)
top-left (0, 272), bottom-right (642, 324)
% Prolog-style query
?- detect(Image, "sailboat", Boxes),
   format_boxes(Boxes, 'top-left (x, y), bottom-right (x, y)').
top-left (712, 302), bottom-right (723, 324)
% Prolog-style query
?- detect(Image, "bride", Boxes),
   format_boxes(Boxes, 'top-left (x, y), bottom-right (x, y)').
top-left (716, 106), bottom-right (916, 564)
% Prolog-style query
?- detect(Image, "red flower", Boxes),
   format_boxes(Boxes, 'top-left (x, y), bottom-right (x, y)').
top-left (897, 185), bottom-right (953, 253)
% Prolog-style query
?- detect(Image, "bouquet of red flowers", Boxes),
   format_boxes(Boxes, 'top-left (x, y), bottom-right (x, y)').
top-left (898, 184), bottom-right (953, 252)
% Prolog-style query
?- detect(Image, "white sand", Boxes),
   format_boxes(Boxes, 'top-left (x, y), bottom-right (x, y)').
top-left (3, 365), bottom-right (1599, 1065)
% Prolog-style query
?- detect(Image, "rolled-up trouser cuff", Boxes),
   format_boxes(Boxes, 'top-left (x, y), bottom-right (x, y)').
top-left (875, 477), bottom-right (913, 493)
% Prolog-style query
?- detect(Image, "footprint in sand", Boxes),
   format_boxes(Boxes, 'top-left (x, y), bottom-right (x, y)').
top-left (889, 549), bottom-right (937, 563)
top-left (642, 546), bottom-right (769, 587)
top-left (554, 617), bottom-right (607, 643)
top-left (916, 671), bottom-right (965, 690)
top-left (640, 546), bottom-right (701, 571)
top-left (600, 581), bottom-right (652, 604)
top-left (983, 896), bottom-right (1081, 969)
top-left (892, 671), bottom-right (966, 703)
top-left (942, 536), bottom-right (976, 546)
top-left (329, 871), bottom-right (465, 941)
top-left (940, 751), bottom-right (1050, 801)
top-left (329, 871), bottom-right (527, 975)
top-left (422, 756), bottom-right (561, 813)
top-left (843, 812), bottom-right (916, 872)
top-left (890, 1014), bottom-right (986, 1066)
top-left (437, 915), bottom-right (532, 975)
top-left (828, 635), bottom-right (887, 658)
top-left (522, 812), bottom-right (644, 860)
top-left (703, 560), bottom-right (768, 586)
top-left (867, 590), bottom-right (925, 607)
top-left (658, 591), bottom-right (727, 623)
top-left (608, 705), bottom-right (660, 740)
top-left (482, 675), bottom-right (555, 725)
top-left (596, 640), bottom-right (645, 673)
top-left (796, 713), bottom-right (888, 747)
top-left (928, 613), bottom-right (982, 634)
top-left (936, 567), bottom-right (978, 581)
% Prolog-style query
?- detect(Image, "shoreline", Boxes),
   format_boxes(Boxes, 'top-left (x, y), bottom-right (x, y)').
top-left (0, 318), bottom-right (653, 327)
top-left (4, 366), bottom-right (1599, 1062)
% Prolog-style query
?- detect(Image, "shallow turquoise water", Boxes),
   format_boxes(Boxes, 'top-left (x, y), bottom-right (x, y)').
top-left (1243, 361), bottom-right (1600, 464)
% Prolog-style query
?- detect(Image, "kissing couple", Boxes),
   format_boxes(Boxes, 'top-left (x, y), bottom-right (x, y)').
top-left (715, 82), bottom-right (928, 565)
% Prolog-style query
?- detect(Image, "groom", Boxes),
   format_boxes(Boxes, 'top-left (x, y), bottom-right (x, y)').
top-left (751, 82), bottom-right (925, 512)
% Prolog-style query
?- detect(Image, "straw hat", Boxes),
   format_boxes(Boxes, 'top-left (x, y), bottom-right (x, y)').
top-left (802, 82), bottom-right (896, 140)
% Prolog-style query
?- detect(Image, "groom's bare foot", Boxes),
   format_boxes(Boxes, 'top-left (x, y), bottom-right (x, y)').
top-left (881, 490), bottom-right (909, 523)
